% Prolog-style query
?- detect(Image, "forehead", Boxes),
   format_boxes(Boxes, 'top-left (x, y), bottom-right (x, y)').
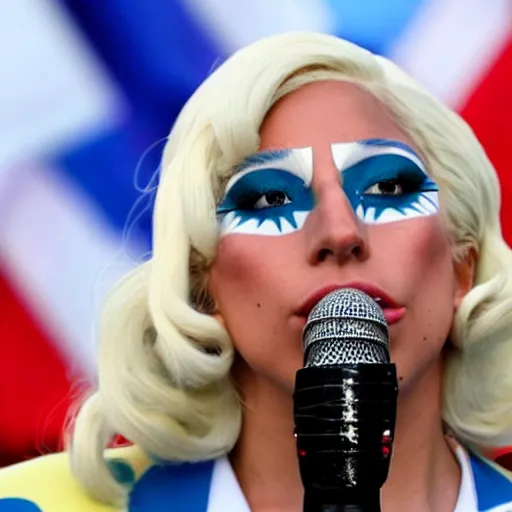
top-left (259, 80), bottom-right (415, 153)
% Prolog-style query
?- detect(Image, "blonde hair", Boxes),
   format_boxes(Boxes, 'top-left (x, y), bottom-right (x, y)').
top-left (70, 32), bottom-right (512, 505)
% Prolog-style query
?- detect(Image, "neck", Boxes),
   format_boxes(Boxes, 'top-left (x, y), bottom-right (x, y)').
top-left (230, 359), bottom-right (461, 512)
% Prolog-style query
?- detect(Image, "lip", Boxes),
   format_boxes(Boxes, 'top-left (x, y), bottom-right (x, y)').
top-left (296, 281), bottom-right (406, 326)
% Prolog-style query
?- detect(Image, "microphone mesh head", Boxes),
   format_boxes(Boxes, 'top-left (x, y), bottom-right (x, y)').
top-left (303, 288), bottom-right (390, 366)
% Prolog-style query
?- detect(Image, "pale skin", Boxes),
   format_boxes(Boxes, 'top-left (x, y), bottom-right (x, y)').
top-left (208, 81), bottom-right (475, 511)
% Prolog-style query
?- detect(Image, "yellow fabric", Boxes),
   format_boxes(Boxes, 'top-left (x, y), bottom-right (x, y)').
top-left (0, 447), bottom-right (151, 511)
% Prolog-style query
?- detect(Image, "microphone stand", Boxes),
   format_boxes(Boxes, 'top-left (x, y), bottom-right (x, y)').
top-left (294, 364), bottom-right (398, 512)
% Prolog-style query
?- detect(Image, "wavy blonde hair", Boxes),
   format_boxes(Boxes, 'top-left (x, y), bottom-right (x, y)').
top-left (70, 32), bottom-right (512, 505)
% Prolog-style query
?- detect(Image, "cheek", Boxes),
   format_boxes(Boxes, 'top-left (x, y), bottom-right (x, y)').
top-left (208, 234), bottom-right (305, 388)
top-left (371, 217), bottom-right (456, 381)
top-left (208, 235), bottom-right (301, 327)
top-left (405, 220), bottom-right (455, 332)
top-left (211, 236), bottom-right (281, 299)
top-left (371, 216), bottom-right (453, 285)
top-left (406, 218), bottom-right (454, 296)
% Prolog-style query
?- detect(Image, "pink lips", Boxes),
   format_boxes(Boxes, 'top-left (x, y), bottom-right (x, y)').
top-left (297, 282), bottom-right (406, 326)
top-left (381, 307), bottom-right (406, 325)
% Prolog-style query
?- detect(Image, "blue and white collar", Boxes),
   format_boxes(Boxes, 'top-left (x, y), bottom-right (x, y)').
top-left (207, 457), bottom-right (249, 512)
top-left (125, 445), bottom-right (512, 512)
top-left (206, 446), bottom-right (512, 512)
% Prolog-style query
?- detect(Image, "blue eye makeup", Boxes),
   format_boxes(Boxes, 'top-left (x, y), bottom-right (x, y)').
top-left (217, 148), bottom-right (314, 236)
top-left (216, 139), bottom-right (439, 237)
top-left (331, 139), bottom-right (439, 225)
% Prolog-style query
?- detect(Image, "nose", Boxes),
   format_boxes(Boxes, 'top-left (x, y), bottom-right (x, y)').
top-left (305, 182), bottom-right (369, 265)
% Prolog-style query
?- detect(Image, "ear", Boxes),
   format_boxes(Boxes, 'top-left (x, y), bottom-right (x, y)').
top-left (453, 246), bottom-right (477, 310)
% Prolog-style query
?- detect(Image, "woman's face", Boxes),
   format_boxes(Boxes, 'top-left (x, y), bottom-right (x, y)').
top-left (209, 80), bottom-right (471, 394)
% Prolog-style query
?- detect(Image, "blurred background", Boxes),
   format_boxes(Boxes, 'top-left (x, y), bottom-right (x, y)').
top-left (0, 0), bottom-right (511, 467)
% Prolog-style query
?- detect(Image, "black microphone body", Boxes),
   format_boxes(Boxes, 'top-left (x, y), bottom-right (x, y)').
top-left (295, 364), bottom-right (397, 512)
top-left (294, 289), bottom-right (399, 512)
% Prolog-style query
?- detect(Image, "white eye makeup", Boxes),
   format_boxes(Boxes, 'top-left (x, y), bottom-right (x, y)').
top-left (217, 139), bottom-right (439, 237)
top-left (217, 147), bottom-right (314, 236)
top-left (332, 139), bottom-right (439, 225)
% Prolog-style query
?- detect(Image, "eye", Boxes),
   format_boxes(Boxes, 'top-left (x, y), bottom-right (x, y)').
top-left (252, 191), bottom-right (291, 209)
top-left (364, 178), bottom-right (419, 196)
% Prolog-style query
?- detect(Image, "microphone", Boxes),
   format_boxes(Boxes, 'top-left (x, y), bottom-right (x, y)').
top-left (293, 288), bottom-right (398, 512)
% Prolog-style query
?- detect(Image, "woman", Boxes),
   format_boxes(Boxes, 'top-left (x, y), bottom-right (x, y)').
top-left (1, 31), bottom-right (512, 511)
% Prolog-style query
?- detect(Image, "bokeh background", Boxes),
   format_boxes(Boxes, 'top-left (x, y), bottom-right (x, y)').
top-left (1, 0), bottom-right (511, 466)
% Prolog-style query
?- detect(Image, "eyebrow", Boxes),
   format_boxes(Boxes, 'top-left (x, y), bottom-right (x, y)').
top-left (361, 138), bottom-right (423, 159)
top-left (331, 139), bottom-right (428, 176)
top-left (235, 149), bottom-right (292, 173)
top-left (231, 139), bottom-right (427, 182)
